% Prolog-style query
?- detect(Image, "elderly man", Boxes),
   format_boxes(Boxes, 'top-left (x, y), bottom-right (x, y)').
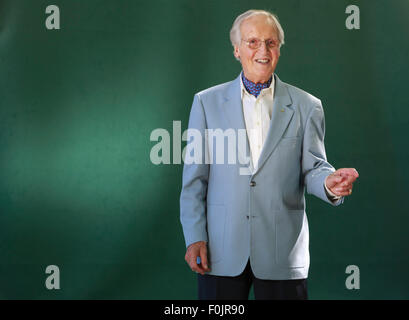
top-left (180, 9), bottom-right (358, 300)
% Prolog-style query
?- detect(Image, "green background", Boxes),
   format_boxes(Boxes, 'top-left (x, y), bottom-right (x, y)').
top-left (0, 0), bottom-right (408, 299)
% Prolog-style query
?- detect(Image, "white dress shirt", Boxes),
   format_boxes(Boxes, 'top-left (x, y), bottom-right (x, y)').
top-left (240, 74), bottom-right (341, 201)
top-left (240, 75), bottom-right (275, 171)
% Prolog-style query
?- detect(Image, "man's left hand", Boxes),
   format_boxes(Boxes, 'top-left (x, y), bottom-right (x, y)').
top-left (326, 168), bottom-right (359, 197)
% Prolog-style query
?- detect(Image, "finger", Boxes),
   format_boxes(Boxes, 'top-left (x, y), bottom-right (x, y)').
top-left (194, 255), bottom-right (208, 275)
top-left (332, 182), bottom-right (351, 190)
top-left (189, 257), bottom-right (205, 274)
top-left (333, 187), bottom-right (353, 196)
top-left (332, 173), bottom-right (357, 188)
top-left (331, 175), bottom-right (346, 183)
top-left (185, 249), bottom-right (202, 273)
top-left (200, 246), bottom-right (210, 271)
top-left (192, 265), bottom-right (206, 275)
top-left (331, 171), bottom-right (345, 177)
top-left (331, 182), bottom-right (353, 195)
top-left (326, 174), bottom-right (346, 188)
top-left (333, 187), bottom-right (351, 194)
top-left (337, 168), bottom-right (359, 179)
top-left (338, 175), bottom-right (357, 187)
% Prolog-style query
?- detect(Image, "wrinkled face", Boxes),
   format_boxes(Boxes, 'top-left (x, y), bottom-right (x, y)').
top-left (234, 15), bottom-right (280, 83)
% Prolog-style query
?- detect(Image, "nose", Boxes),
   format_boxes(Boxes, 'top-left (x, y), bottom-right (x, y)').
top-left (257, 41), bottom-right (269, 53)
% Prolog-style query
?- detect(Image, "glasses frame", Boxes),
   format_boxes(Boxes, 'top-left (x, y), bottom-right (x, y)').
top-left (241, 38), bottom-right (280, 50)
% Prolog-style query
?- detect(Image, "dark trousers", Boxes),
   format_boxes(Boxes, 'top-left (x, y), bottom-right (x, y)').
top-left (198, 260), bottom-right (308, 300)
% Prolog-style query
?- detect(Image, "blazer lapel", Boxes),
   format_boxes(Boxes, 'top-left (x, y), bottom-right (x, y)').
top-left (253, 74), bottom-right (294, 176)
top-left (221, 74), bottom-right (254, 172)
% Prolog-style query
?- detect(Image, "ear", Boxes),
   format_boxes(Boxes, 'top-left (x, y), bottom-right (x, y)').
top-left (233, 45), bottom-right (240, 60)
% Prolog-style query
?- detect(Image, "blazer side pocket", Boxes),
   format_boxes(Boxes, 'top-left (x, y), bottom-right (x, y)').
top-left (275, 210), bottom-right (308, 268)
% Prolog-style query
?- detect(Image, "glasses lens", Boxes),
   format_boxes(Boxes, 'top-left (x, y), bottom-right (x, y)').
top-left (267, 40), bottom-right (278, 48)
top-left (248, 39), bottom-right (260, 49)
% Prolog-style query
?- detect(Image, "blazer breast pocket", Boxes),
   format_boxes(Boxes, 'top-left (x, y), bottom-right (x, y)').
top-left (279, 136), bottom-right (302, 148)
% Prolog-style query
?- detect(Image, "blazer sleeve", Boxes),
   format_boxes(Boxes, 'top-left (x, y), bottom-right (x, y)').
top-left (180, 94), bottom-right (210, 247)
top-left (302, 101), bottom-right (344, 206)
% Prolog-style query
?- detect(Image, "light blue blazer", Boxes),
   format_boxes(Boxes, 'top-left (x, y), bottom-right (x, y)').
top-left (180, 73), bottom-right (343, 280)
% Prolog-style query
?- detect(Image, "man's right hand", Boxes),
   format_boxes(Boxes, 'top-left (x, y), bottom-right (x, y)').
top-left (185, 241), bottom-right (211, 275)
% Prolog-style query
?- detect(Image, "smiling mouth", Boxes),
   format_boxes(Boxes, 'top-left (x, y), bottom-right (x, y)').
top-left (255, 58), bottom-right (270, 64)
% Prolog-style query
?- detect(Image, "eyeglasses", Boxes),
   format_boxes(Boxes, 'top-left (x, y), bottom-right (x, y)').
top-left (241, 38), bottom-right (279, 50)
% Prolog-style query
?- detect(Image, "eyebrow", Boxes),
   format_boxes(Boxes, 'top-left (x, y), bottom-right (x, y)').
top-left (247, 36), bottom-right (277, 40)
top-left (246, 37), bottom-right (278, 42)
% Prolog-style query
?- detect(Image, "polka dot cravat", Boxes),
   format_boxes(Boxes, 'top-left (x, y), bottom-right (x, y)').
top-left (241, 72), bottom-right (272, 98)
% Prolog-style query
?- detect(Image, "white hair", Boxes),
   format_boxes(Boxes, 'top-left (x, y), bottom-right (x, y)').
top-left (229, 9), bottom-right (285, 56)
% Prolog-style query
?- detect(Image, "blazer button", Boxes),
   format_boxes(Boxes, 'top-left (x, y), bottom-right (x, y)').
top-left (250, 181), bottom-right (256, 187)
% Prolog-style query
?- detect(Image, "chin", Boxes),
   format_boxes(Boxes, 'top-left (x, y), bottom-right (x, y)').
top-left (258, 69), bottom-right (273, 77)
